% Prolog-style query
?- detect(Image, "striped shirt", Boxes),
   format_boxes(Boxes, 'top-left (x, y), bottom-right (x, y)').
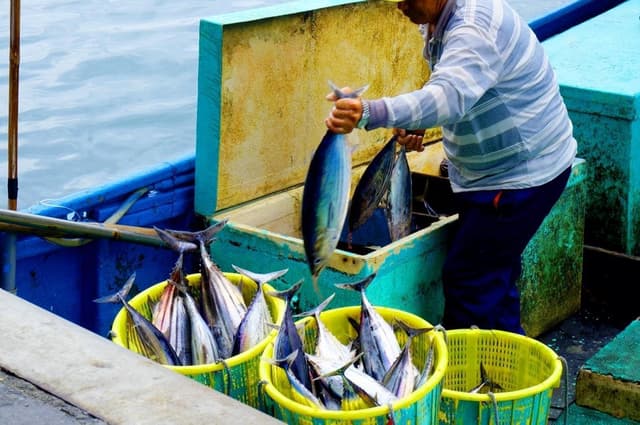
top-left (367, 0), bottom-right (577, 192)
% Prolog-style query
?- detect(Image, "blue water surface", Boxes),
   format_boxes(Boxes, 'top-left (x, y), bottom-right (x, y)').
top-left (0, 0), bottom-right (572, 209)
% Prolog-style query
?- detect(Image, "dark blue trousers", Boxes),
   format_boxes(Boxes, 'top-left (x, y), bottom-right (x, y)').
top-left (441, 166), bottom-right (572, 334)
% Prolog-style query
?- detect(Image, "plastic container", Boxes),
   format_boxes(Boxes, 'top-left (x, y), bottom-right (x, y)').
top-left (259, 305), bottom-right (448, 425)
top-left (439, 328), bottom-right (563, 425)
top-left (111, 272), bottom-right (286, 409)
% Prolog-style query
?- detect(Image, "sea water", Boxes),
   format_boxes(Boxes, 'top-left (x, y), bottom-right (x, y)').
top-left (0, 0), bottom-right (572, 209)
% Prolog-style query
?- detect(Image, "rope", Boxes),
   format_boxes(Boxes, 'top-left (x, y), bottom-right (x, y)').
top-left (487, 391), bottom-right (500, 425)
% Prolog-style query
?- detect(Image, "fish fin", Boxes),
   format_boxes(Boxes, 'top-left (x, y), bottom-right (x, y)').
top-left (154, 226), bottom-right (198, 252)
top-left (327, 80), bottom-right (370, 99)
top-left (231, 264), bottom-right (288, 284)
top-left (93, 272), bottom-right (136, 304)
top-left (293, 292), bottom-right (336, 319)
top-left (334, 273), bottom-right (377, 293)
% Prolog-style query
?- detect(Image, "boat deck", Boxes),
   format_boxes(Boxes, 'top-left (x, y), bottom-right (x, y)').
top-left (1, 255), bottom-right (637, 425)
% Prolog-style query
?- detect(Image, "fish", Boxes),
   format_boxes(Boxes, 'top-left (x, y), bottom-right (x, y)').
top-left (198, 241), bottom-right (248, 359)
top-left (152, 254), bottom-right (193, 365)
top-left (382, 320), bottom-right (429, 398)
top-left (335, 273), bottom-right (401, 382)
top-left (469, 362), bottom-right (504, 393)
top-left (156, 220), bottom-right (249, 360)
top-left (94, 272), bottom-right (182, 366)
top-left (268, 280), bottom-right (313, 391)
top-left (301, 82), bottom-right (368, 295)
top-left (387, 145), bottom-right (412, 241)
top-left (174, 281), bottom-right (221, 365)
top-left (294, 292), bottom-right (354, 363)
top-left (266, 349), bottom-right (325, 409)
top-left (348, 135), bottom-right (397, 235)
top-left (315, 352), bottom-right (398, 409)
top-left (231, 264), bottom-right (288, 355)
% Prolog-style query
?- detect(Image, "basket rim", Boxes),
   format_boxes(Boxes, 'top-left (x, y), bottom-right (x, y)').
top-left (258, 305), bottom-right (448, 420)
top-left (111, 272), bottom-right (285, 372)
top-left (440, 328), bottom-right (563, 402)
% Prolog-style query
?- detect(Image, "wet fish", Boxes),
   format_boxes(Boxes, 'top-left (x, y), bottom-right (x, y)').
top-left (387, 145), bottom-right (412, 241)
top-left (269, 280), bottom-right (313, 391)
top-left (174, 281), bottom-right (221, 365)
top-left (469, 362), bottom-right (504, 393)
top-left (348, 135), bottom-right (397, 234)
top-left (382, 320), bottom-right (429, 398)
top-left (94, 273), bottom-right (182, 366)
top-left (156, 223), bottom-right (245, 359)
top-left (301, 82), bottom-right (368, 293)
top-left (198, 241), bottom-right (248, 359)
top-left (152, 254), bottom-right (193, 365)
top-left (294, 293), bottom-right (354, 363)
top-left (335, 274), bottom-right (401, 382)
top-left (267, 349), bottom-right (324, 409)
top-left (315, 352), bottom-right (398, 409)
top-left (231, 264), bottom-right (288, 355)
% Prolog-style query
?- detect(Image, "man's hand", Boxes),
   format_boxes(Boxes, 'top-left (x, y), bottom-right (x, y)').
top-left (394, 128), bottom-right (425, 152)
top-left (325, 87), bottom-right (363, 134)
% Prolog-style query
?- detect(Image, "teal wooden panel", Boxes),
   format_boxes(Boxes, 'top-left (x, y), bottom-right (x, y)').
top-left (543, 0), bottom-right (640, 255)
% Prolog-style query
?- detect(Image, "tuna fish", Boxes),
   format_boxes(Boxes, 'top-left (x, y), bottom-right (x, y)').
top-left (94, 273), bottom-right (182, 366)
top-left (382, 320), bottom-right (429, 398)
top-left (387, 145), bottom-right (413, 241)
top-left (268, 280), bottom-right (313, 392)
top-left (335, 274), bottom-right (401, 381)
top-left (230, 264), bottom-right (288, 355)
top-left (301, 82), bottom-right (368, 294)
top-left (348, 135), bottom-right (397, 235)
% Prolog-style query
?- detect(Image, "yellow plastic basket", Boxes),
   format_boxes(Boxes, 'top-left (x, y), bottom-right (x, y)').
top-left (111, 272), bottom-right (286, 409)
top-left (438, 328), bottom-right (563, 425)
top-left (259, 305), bottom-right (448, 425)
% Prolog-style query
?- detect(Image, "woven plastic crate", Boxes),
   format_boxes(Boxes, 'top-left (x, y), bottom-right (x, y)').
top-left (259, 305), bottom-right (448, 424)
top-left (111, 272), bottom-right (286, 409)
top-left (439, 329), bottom-right (563, 425)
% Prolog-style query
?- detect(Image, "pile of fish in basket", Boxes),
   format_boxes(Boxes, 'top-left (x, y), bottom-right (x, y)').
top-left (100, 96), bottom-right (563, 424)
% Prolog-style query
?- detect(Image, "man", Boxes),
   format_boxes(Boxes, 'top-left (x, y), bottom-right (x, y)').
top-left (325, 0), bottom-right (577, 334)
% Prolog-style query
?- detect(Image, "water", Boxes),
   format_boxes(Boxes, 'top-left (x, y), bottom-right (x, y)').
top-left (0, 0), bottom-right (572, 210)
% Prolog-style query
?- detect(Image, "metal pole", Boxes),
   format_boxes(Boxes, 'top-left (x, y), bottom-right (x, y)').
top-left (2, 0), bottom-right (21, 293)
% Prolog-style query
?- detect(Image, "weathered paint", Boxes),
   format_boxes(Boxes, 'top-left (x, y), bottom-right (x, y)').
top-left (194, 0), bottom-right (436, 217)
top-left (519, 158), bottom-right (587, 337)
top-left (576, 319), bottom-right (640, 421)
top-left (196, 0), bottom-right (588, 335)
top-left (210, 158), bottom-right (586, 336)
top-left (542, 0), bottom-right (640, 256)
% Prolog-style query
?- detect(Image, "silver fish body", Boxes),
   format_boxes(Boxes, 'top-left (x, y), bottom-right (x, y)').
top-left (94, 273), bottom-right (182, 366)
top-left (388, 145), bottom-right (412, 241)
top-left (199, 242), bottom-right (247, 359)
top-left (269, 280), bottom-right (313, 391)
top-left (302, 129), bottom-right (352, 281)
top-left (335, 274), bottom-right (401, 382)
top-left (294, 293), bottom-right (353, 363)
top-left (180, 287), bottom-right (221, 365)
top-left (348, 136), bottom-right (397, 233)
top-left (231, 265), bottom-right (288, 355)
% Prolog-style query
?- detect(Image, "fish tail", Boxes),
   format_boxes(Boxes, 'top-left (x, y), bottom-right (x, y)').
top-left (294, 292), bottom-right (336, 319)
top-left (154, 226), bottom-right (198, 252)
top-left (334, 273), bottom-right (377, 293)
top-left (231, 264), bottom-right (289, 285)
top-left (93, 272), bottom-right (136, 304)
top-left (267, 279), bottom-right (303, 302)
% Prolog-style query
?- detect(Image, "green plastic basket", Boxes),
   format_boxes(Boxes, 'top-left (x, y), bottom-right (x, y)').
top-left (259, 305), bottom-right (448, 424)
top-left (111, 272), bottom-right (286, 409)
top-left (438, 328), bottom-right (563, 425)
